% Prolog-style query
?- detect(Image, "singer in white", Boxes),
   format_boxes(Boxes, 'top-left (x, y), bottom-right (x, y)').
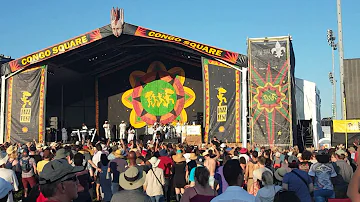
top-left (119, 121), bottom-right (127, 140)
top-left (103, 120), bottom-right (111, 140)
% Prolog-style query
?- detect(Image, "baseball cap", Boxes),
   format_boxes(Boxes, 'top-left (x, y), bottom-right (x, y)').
top-left (196, 156), bottom-right (205, 165)
top-left (39, 159), bottom-right (83, 185)
top-left (54, 148), bottom-right (71, 159)
top-left (0, 177), bottom-right (13, 199)
top-left (29, 144), bottom-right (36, 151)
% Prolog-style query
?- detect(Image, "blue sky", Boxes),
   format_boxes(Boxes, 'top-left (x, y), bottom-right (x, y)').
top-left (1, 0), bottom-right (359, 119)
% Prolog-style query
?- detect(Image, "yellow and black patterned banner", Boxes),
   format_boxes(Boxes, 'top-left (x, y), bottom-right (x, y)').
top-left (202, 58), bottom-right (241, 143)
top-left (6, 66), bottom-right (47, 143)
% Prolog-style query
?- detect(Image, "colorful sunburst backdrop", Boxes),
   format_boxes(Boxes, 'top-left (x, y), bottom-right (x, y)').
top-left (248, 37), bottom-right (295, 146)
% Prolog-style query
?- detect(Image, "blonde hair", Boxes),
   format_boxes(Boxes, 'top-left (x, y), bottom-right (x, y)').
top-left (262, 171), bottom-right (274, 185)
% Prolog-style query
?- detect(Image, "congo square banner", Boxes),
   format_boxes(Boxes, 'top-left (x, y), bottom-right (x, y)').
top-left (6, 66), bottom-right (47, 143)
top-left (202, 58), bottom-right (241, 143)
top-left (248, 37), bottom-right (294, 146)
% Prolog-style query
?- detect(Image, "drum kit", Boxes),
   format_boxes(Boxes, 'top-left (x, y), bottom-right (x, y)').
top-left (70, 128), bottom-right (97, 142)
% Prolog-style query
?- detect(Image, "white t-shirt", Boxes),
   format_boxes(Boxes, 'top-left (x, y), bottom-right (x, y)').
top-left (0, 168), bottom-right (19, 202)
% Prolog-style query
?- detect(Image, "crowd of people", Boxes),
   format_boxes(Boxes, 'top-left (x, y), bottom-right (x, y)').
top-left (0, 136), bottom-right (359, 202)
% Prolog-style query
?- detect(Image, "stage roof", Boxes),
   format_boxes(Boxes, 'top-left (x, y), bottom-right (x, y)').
top-left (1, 23), bottom-right (248, 83)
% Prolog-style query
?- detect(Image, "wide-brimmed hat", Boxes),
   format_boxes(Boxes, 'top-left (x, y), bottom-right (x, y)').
top-left (240, 148), bottom-right (248, 154)
top-left (119, 166), bottom-right (146, 190)
top-left (288, 155), bottom-right (298, 163)
top-left (0, 152), bottom-right (9, 166)
top-left (50, 142), bottom-right (58, 148)
top-left (348, 147), bottom-right (356, 152)
top-left (54, 148), bottom-right (70, 159)
top-left (274, 167), bottom-right (289, 181)
top-left (114, 149), bottom-right (125, 158)
top-left (335, 149), bottom-right (346, 156)
top-left (6, 145), bottom-right (17, 154)
top-left (149, 157), bottom-right (160, 168)
top-left (189, 153), bottom-right (197, 160)
top-left (172, 153), bottom-right (186, 163)
top-left (202, 150), bottom-right (210, 156)
top-left (39, 159), bottom-right (83, 185)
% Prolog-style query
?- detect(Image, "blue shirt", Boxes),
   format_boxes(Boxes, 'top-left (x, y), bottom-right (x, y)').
top-left (283, 169), bottom-right (312, 202)
top-left (308, 163), bottom-right (337, 190)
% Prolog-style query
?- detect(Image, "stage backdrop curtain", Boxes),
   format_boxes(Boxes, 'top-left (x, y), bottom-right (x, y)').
top-left (5, 66), bottom-right (47, 143)
top-left (202, 58), bottom-right (241, 143)
top-left (248, 37), bottom-right (295, 146)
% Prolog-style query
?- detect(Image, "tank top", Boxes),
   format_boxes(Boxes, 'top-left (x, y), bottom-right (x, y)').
top-left (190, 187), bottom-right (216, 202)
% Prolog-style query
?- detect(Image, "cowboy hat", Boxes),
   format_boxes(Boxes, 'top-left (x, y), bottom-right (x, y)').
top-left (114, 149), bottom-right (125, 158)
top-left (119, 167), bottom-right (146, 190)
top-left (6, 145), bottom-right (17, 154)
top-left (189, 153), bottom-right (197, 161)
top-left (172, 153), bottom-right (186, 163)
top-left (149, 157), bottom-right (160, 168)
top-left (202, 150), bottom-right (210, 156)
top-left (274, 167), bottom-right (289, 181)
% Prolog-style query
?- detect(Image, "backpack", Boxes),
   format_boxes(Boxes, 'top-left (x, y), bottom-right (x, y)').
top-left (21, 158), bottom-right (31, 172)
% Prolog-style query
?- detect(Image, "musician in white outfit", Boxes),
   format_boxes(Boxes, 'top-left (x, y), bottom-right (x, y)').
top-left (175, 120), bottom-right (182, 138)
top-left (81, 123), bottom-right (88, 141)
top-left (103, 121), bottom-right (111, 140)
top-left (127, 126), bottom-right (135, 143)
top-left (61, 128), bottom-right (68, 143)
top-left (119, 121), bottom-right (127, 140)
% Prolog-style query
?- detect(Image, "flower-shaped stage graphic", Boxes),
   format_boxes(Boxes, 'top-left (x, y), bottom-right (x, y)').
top-left (121, 61), bottom-right (196, 128)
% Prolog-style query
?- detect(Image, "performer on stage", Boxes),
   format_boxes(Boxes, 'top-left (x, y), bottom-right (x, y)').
top-left (81, 123), bottom-right (88, 141)
top-left (127, 125), bottom-right (135, 143)
top-left (103, 120), bottom-right (111, 140)
top-left (61, 127), bottom-right (68, 143)
top-left (175, 120), bottom-right (182, 138)
top-left (119, 121), bottom-right (127, 140)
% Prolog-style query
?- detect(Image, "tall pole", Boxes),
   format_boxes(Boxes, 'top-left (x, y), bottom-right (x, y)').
top-left (332, 48), bottom-right (336, 119)
top-left (0, 76), bottom-right (6, 144)
top-left (337, 0), bottom-right (346, 120)
top-left (327, 29), bottom-right (337, 120)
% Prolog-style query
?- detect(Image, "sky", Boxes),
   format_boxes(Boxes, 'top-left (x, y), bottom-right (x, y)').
top-left (1, 0), bottom-right (360, 119)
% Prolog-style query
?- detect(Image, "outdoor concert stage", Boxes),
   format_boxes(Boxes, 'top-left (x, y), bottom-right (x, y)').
top-left (0, 8), bottom-right (248, 144)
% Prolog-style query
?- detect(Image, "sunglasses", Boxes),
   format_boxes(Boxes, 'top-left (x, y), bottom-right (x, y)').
top-left (61, 175), bottom-right (78, 183)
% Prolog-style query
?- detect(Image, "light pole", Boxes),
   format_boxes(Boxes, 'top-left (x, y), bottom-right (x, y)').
top-left (337, 0), bottom-right (346, 120)
top-left (327, 29), bottom-right (337, 120)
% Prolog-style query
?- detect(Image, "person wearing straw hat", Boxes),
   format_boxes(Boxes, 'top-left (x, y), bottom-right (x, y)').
top-left (172, 151), bottom-right (186, 201)
top-left (111, 166), bottom-right (151, 202)
top-left (144, 157), bottom-right (165, 202)
top-left (5, 145), bottom-right (18, 171)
